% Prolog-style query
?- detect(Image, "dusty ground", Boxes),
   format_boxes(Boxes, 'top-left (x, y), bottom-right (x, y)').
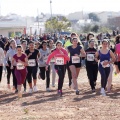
top-left (0, 68), bottom-right (120, 120)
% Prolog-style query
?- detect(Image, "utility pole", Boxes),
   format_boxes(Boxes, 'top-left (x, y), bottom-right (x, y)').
top-left (50, 0), bottom-right (52, 20)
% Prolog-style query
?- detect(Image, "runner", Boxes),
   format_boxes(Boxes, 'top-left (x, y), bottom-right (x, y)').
top-left (0, 47), bottom-right (5, 83)
top-left (67, 37), bottom-right (86, 95)
top-left (25, 41), bottom-right (40, 93)
top-left (48, 40), bottom-right (56, 87)
top-left (4, 40), bottom-right (18, 93)
top-left (95, 39), bottom-right (115, 96)
top-left (11, 45), bottom-right (28, 98)
top-left (39, 41), bottom-right (51, 91)
top-left (21, 40), bottom-right (28, 92)
top-left (46, 41), bottom-right (70, 96)
top-left (85, 40), bottom-right (98, 92)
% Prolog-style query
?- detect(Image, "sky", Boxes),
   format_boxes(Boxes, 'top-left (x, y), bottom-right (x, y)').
top-left (0, 0), bottom-right (120, 16)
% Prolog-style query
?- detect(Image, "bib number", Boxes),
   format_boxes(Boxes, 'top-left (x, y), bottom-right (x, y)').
top-left (17, 63), bottom-right (25, 70)
top-left (55, 57), bottom-right (64, 65)
top-left (72, 56), bottom-right (80, 63)
top-left (87, 54), bottom-right (94, 61)
top-left (28, 59), bottom-right (36, 67)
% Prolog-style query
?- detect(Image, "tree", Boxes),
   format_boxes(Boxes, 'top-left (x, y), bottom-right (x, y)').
top-left (81, 24), bottom-right (92, 33)
top-left (91, 25), bottom-right (99, 33)
top-left (45, 16), bottom-right (71, 33)
top-left (88, 13), bottom-right (99, 22)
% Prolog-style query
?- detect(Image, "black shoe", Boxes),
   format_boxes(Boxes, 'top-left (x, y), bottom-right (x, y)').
top-left (58, 90), bottom-right (62, 97)
top-left (92, 89), bottom-right (95, 93)
top-left (76, 90), bottom-right (79, 95)
top-left (15, 90), bottom-right (18, 93)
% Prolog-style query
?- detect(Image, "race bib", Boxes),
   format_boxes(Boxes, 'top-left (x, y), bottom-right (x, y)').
top-left (17, 63), bottom-right (25, 70)
top-left (101, 61), bottom-right (110, 68)
top-left (87, 54), bottom-right (95, 61)
top-left (55, 57), bottom-right (64, 65)
top-left (51, 58), bottom-right (55, 63)
top-left (43, 56), bottom-right (48, 63)
top-left (28, 59), bottom-right (36, 67)
top-left (72, 56), bottom-right (80, 63)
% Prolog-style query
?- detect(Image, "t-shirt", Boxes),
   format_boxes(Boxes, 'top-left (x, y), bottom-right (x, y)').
top-left (85, 48), bottom-right (98, 66)
top-left (39, 48), bottom-right (50, 67)
top-left (25, 49), bottom-right (39, 67)
top-left (68, 45), bottom-right (82, 63)
top-left (13, 54), bottom-right (26, 70)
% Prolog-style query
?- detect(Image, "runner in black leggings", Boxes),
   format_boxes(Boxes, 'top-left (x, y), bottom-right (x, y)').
top-left (25, 41), bottom-right (40, 93)
top-left (46, 41), bottom-right (70, 96)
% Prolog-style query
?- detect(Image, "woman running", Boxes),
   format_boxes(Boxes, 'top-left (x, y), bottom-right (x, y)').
top-left (4, 40), bottom-right (18, 93)
top-left (46, 41), bottom-right (70, 96)
top-left (21, 40), bottom-right (28, 92)
top-left (95, 39), bottom-right (115, 96)
top-left (11, 45), bottom-right (28, 98)
top-left (48, 40), bottom-right (56, 87)
top-left (39, 41), bottom-right (51, 91)
top-left (25, 41), bottom-right (40, 93)
top-left (85, 40), bottom-right (98, 92)
top-left (0, 47), bottom-right (5, 83)
top-left (67, 37), bottom-right (86, 95)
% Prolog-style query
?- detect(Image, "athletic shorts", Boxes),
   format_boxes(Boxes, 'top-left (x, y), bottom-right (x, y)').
top-left (68, 61), bottom-right (81, 68)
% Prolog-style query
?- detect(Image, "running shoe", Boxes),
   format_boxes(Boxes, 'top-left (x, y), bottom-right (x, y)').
top-left (28, 88), bottom-right (33, 93)
top-left (46, 88), bottom-right (51, 92)
top-left (18, 92), bottom-right (22, 98)
top-left (76, 90), bottom-right (79, 95)
top-left (58, 90), bottom-right (62, 97)
top-left (100, 88), bottom-right (106, 96)
top-left (33, 86), bottom-right (38, 92)
top-left (15, 90), bottom-right (18, 93)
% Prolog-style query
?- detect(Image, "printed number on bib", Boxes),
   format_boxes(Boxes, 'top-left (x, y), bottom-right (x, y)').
top-left (28, 59), bottom-right (36, 67)
top-left (72, 56), bottom-right (80, 63)
top-left (55, 57), bottom-right (64, 65)
top-left (17, 63), bottom-right (25, 70)
top-left (87, 54), bottom-right (94, 61)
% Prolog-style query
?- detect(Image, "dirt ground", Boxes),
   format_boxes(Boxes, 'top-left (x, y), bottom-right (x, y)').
top-left (0, 68), bottom-right (120, 120)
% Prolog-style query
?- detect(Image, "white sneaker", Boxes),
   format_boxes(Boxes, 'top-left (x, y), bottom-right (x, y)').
top-left (28, 88), bottom-right (33, 93)
top-left (52, 84), bottom-right (55, 87)
top-left (100, 88), bottom-right (106, 96)
top-left (33, 86), bottom-right (38, 92)
top-left (46, 88), bottom-right (51, 92)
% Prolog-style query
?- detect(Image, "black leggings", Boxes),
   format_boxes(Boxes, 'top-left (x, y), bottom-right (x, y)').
top-left (86, 65), bottom-right (98, 90)
top-left (55, 65), bottom-right (66, 90)
top-left (39, 66), bottom-right (50, 88)
top-left (99, 65), bottom-right (110, 89)
top-left (27, 66), bottom-right (37, 83)
top-left (11, 66), bottom-right (17, 90)
top-left (66, 62), bottom-right (72, 86)
top-left (0, 66), bottom-right (3, 82)
top-left (6, 66), bottom-right (12, 84)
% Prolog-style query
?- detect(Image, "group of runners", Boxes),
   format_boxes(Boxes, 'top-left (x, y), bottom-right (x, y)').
top-left (0, 32), bottom-right (120, 98)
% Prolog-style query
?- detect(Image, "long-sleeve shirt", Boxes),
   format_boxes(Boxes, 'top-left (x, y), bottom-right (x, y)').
top-left (46, 48), bottom-right (70, 65)
top-left (4, 48), bottom-right (17, 66)
top-left (0, 47), bottom-right (5, 64)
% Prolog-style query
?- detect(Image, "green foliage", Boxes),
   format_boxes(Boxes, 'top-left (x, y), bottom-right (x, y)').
top-left (89, 13), bottom-right (99, 22)
top-left (91, 25), bottom-right (99, 33)
top-left (81, 24), bottom-right (92, 33)
top-left (99, 26), bottom-right (112, 33)
top-left (45, 16), bottom-right (71, 33)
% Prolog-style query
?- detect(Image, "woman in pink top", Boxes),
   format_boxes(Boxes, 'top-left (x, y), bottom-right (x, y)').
top-left (46, 41), bottom-right (70, 96)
